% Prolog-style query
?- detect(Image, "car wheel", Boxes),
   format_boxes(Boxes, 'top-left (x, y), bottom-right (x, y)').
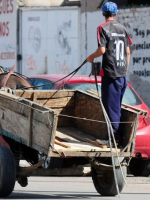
top-left (129, 158), bottom-right (150, 177)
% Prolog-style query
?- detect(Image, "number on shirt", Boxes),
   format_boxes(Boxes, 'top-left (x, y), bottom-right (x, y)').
top-left (114, 40), bottom-right (124, 61)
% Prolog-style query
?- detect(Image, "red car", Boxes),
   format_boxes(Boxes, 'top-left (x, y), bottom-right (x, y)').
top-left (29, 74), bottom-right (150, 176)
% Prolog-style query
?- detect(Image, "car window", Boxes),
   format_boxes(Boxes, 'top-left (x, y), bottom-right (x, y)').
top-left (64, 83), bottom-right (142, 106)
top-left (122, 86), bottom-right (142, 106)
top-left (29, 79), bottom-right (54, 90)
top-left (64, 83), bottom-right (101, 92)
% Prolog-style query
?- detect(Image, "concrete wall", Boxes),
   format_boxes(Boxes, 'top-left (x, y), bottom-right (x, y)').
top-left (19, 0), bottom-right (80, 7)
top-left (81, 10), bottom-right (104, 75)
top-left (81, 0), bottom-right (103, 13)
top-left (21, 7), bottom-right (80, 76)
top-left (81, 2), bottom-right (150, 107)
top-left (117, 8), bottom-right (150, 107)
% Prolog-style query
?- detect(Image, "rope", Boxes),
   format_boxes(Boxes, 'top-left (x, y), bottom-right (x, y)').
top-left (59, 114), bottom-right (134, 124)
top-left (0, 93), bottom-right (135, 125)
top-left (20, 59), bottom-right (87, 90)
top-left (93, 63), bottom-right (127, 196)
top-left (0, 60), bottom-right (135, 191)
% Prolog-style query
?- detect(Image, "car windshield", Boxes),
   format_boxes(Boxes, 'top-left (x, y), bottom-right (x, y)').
top-left (64, 83), bottom-right (142, 106)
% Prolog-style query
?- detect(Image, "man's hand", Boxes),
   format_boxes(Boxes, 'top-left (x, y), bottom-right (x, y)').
top-left (87, 46), bottom-right (106, 63)
top-left (87, 55), bottom-right (94, 63)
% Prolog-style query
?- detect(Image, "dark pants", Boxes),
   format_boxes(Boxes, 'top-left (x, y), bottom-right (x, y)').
top-left (101, 77), bottom-right (127, 140)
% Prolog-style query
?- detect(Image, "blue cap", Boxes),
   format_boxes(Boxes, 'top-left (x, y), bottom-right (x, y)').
top-left (102, 2), bottom-right (118, 15)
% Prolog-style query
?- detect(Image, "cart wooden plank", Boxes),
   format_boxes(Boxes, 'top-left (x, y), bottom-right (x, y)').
top-left (3, 89), bottom-right (139, 158)
top-left (56, 126), bottom-right (97, 142)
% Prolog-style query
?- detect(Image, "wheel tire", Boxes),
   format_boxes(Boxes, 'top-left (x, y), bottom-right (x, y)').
top-left (129, 158), bottom-right (150, 177)
top-left (92, 157), bottom-right (126, 196)
top-left (0, 146), bottom-right (16, 197)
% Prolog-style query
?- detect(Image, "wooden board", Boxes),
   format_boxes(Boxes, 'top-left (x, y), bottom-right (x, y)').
top-left (49, 150), bottom-right (130, 158)
top-left (56, 126), bottom-right (96, 142)
top-left (54, 127), bottom-right (110, 152)
top-left (0, 90), bottom-right (57, 154)
top-left (36, 97), bottom-right (74, 108)
top-left (15, 90), bottom-right (75, 99)
top-left (53, 143), bottom-right (121, 152)
top-left (56, 128), bottom-right (80, 142)
top-left (120, 108), bottom-right (139, 151)
top-left (3, 89), bottom-right (139, 158)
top-left (74, 92), bottom-right (108, 139)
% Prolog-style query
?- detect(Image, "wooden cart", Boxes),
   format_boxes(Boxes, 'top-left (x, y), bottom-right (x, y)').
top-left (0, 89), bottom-right (144, 197)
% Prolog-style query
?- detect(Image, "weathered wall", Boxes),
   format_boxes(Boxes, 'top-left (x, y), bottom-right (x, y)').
top-left (81, 5), bottom-right (150, 107)
top-left (0, 0), bottom-right (17, 71)
top-left (116, 8), bottom-right (150, 107)
top-left (19, 0), bottom-right (64, 6)
top-left (21, 7), bottom-right (80, 76)
top-left (19, 0), bottom-right (80, 7)
top-left (81, 10), bottom-right (104, 75)
top-left (81, 0), bottom-right (102, 13)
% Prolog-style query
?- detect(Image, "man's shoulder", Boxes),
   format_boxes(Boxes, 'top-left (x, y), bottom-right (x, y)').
top-left (113, 20), bottom-right (126, 30)
top-left (97, 21), bottom-right (111, 29)
top-left (97, 20), bottom-right (125, 30)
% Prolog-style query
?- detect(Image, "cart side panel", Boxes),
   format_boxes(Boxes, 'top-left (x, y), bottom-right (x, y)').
top-left (0, 91), bottom-right (57, 155)
top-left (15, 90), bottom-right (75, 127)
top-left (74, 91), bottom-right (108, 140)
top-left (120, 108), bottom-right (139, 152)
top-left (74, 91), bottom-right (139, 150)
top-left (15, 90), bottom-right (75, 99)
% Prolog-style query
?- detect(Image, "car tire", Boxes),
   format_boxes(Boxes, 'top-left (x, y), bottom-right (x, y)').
top-left (129, 158), bottom-right (150, 177)
top-left (92, 157), bottom-right (126, 196)
top-left (0, 146), bottom-right (16, 197)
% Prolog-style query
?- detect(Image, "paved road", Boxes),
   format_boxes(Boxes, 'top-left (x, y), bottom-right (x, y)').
top-left (5, 176), bottom-right (150, 200)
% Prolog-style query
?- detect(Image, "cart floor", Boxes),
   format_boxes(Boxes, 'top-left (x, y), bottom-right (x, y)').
top-left (54, 126), bottom-right (120, 153)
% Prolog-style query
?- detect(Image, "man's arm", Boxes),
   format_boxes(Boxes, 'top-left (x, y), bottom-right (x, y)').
top-left (126, 46), bottom-right (130, 70)
top-left (87, 46), bottom-right (106, 63)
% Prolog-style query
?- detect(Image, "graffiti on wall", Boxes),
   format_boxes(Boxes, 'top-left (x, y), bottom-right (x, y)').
top-left (117, 8), bottom-right (150, 107)
top-left (24, 55), bottom-right (37, 71)
top-left (117, 8), bottom-right (150, 80)
top-left (0, 43), bottom-right (16, 60)
top-left (28, 27), bottom-right (41, 53)
top-left (57, 20), bottom-right (72, 55)
top-left (55, 61), bottom-right (73, 74)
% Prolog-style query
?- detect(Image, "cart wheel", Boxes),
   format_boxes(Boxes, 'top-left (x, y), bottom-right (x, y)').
top-left (92, 157), bottom-right (126, 196)
top-left (0, 146), bottom-right (16, 197)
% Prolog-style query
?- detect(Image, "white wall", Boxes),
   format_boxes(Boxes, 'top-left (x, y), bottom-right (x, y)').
top-left (21, 7), bottom-right (80, 76)
top-left (116, 8), bottom-right (150, 107)
top-left (47, 8), bottom-right (80, 74)
top-left (81, 10), bottom-right (104, 75)
top-left (81, 8), bottom-right (150, 107)
top-left (0, 0), bottom-right (17, 71)
top-left (22, 10), bottom-right (47, 76)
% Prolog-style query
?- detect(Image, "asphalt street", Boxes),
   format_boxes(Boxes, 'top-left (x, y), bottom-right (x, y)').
top-left (3, 176), bottom-right (150, 200)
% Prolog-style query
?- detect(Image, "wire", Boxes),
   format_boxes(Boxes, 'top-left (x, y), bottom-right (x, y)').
top-left (20, 59), bottom-right (87, 90)
top-left (93, 63), bottom-right (127, 197)
top-left (59, 114), bottom-right (134, 124)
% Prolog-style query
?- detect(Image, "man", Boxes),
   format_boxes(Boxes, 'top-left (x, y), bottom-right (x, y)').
top-left (87, 1), bottom-right (133, 146)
